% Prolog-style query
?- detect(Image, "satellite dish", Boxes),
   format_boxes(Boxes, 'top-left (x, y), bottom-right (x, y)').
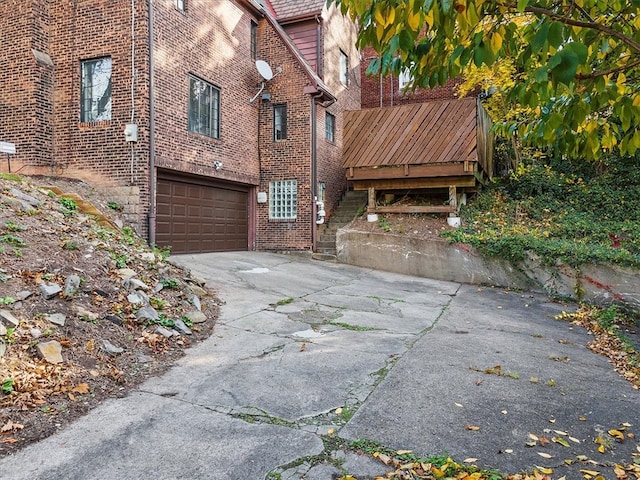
top-left (256, 60), bottom-right (274, 81)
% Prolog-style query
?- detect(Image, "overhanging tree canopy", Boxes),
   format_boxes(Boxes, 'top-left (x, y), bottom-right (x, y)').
top-left (331, 0), bottom-right (640, 160)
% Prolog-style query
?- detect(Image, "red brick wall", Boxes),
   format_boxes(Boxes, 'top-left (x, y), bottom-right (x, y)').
top-left (0, 0), bottom-right (53, 167)
top-left (255, 19), bottom-right (314, 251)
top-left (361, 46), bottom-right (463, 109)
top-left (152, 0), bottom-right (260, 189)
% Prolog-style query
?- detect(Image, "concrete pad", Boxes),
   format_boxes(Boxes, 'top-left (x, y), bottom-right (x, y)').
top-left (341, 284), bottom-right (640, 478)
top-left (0, 391), bottom-right (323, 480)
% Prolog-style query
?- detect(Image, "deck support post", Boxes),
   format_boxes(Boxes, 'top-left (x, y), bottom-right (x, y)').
top-left (449, 185), bottom-right (457, 215)
top-left (368, 187), bottom-right (376, 212)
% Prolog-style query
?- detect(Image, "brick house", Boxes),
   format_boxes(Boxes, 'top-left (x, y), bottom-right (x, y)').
top-left (0, 0), bottom-right (360, 254)
top-left (360, 45), bottom-right (462, 109)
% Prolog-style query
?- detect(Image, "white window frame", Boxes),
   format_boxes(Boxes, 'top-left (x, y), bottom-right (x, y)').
top-left (399, 67), bottom-right (414, 90)
top-left (269, 180), bottom-right (297, 220)
top-left (175, 0), bottom-right (185, 12)
top-left (274, 104), bottom-right (287, 141)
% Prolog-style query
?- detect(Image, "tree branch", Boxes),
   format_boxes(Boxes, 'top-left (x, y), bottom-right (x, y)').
top-left (576, 58), bottom-right (640, 81)
top-left (498, 2), bottom-right (640, 53)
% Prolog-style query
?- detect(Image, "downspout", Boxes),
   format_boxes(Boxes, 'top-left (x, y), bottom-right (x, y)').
top-left (147, 0), bottom-right (157, 245)
top-left (310, 94), bottom-right (320, 252)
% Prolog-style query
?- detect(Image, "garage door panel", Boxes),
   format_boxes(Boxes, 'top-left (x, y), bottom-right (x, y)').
top-left (156, 175), bottom-right (248, 254)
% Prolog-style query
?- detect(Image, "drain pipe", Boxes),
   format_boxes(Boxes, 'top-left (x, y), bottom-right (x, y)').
top-left (147, 0), bottom-right (157, 246)
top-left (310, 94), bottom-right (319, 251)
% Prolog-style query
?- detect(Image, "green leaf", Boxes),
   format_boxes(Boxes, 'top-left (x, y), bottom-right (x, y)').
top-left (517, 0), bottom-right (528, 12)
top-left (441, 0), bottom-right (453, 14)
top-left (550, 49), bottom-right (579, 85)
top-left (535, 66), bottom-right (548, 83)
top-left (531, 22), bottom-right (550, 54)
top-left (548, 22), bottom-right (564, 48)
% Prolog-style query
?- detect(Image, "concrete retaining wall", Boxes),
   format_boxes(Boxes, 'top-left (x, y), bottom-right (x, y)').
top-left (337, 229), bottom-right (640, 309)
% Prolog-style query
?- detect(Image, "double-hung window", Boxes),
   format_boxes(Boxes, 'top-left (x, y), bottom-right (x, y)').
top-left (269, 180), bottom-right (297, 220)
top-left (189, 75), bottom-right (220, 138)
top-left (325, 112), bottom-right (335, 143)
top-left (175, 0), bottom-right (185, 11)
top-left (80, 57), bottom-right (112, 122)
top-left (274, 104), bottom-right (287, 140)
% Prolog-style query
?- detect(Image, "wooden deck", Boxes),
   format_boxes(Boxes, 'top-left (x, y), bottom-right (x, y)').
top-left (342, 98), bottom-right (493, 214)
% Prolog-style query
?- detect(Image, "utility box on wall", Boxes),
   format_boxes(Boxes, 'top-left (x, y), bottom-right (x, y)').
top-left (124, 124), bottom-right (138, 142)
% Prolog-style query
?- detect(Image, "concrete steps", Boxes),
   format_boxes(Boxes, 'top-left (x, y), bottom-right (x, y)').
top-left (314, 190), bottom-right (367, 258)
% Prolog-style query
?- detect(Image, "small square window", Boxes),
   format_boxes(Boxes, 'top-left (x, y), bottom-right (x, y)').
top-left (188, 75), bottom-right (220, 138)
top-left (339, 50), bottom-right (349, 86)
top-left (80, 57), bottom-right (112, 122)
top-left (175, 0), bottom-right (185, 11)
top-left (325, 112), bottom-right (335, 143)
top-left (250, 21), bottom-right (258, 60)
top-left (274, 104), bottom-right (287, 140)
top-left (269, 180), bottom-right (297, 220)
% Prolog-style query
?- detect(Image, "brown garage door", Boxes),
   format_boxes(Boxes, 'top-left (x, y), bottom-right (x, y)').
top-left (156, 172), bottom-right (249, 253)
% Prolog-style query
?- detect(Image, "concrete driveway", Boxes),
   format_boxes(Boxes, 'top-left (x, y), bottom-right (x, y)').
top-left (0, 252), bottom-right (638, 479)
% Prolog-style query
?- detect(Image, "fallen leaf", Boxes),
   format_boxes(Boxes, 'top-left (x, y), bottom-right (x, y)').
top-left (504, 449), bottom-right (513, 454)
top-left (525, 440), bottom-right (537, 447)
top-left (485, 365), bottom-right (502, 374)
top-left (455, 402), bottom-right (463, 407)
top-left (549, 418), bottom-right (556, 423)
top-left (598, 444), bottom-right (606, 453)
top-left (72, 383), bottom-right (90, 394)
top-left (553, 436), bottom-right (570, 447)
top-left (580, 469), bottom-right (600, 476)
top-left (299, 343), bottom-right (306, 352)
top-left (539, 436), bottom-right (550, 446)
top-left (538, 466), bottom-right (554, 474)
top-left (463, 458), bottom-right (478, 463)
top-left (614, 465), bottom-right (627, 479)
top-left (609, 429), bottom-right (625, 441)
top-left (0, 438), bottom-right (18, 444)
top-left (68, 392), bottom-right (76, 401)
top-left (501, 410), bottom-right (508, 414)
top-left (465, 424), bottom-right (480, 431)
top-left (375, 452), bottom-right (391, 465)
top-left (529, 433), bottom-right (540, 441)
top-left (396, 450), bottom-right (412, 455)
top-left (334, 407), bottom-right (342, 415)
top-left (569, 436), bottom-right (581, 444)
top-left (537, 452), bottom-right (553, 458)
top-left (327, 428), bottom-right (335, 435)
top-left (476, 378), bottom-right (483, 386)
top-left (554, 430), bottom-right (568, 436)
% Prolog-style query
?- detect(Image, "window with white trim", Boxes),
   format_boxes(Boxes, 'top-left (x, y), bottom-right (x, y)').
top-left (175, 0), bottom-right (185, 12)
top-left (269, 180), bottom-right (297, 220)
top-left (399, 67), bottom-right (414, 90)
top-left (80, 57), bottom-right (112, 122)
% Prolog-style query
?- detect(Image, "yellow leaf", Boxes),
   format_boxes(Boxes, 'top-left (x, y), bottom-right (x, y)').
top-left (334, 407), bottom-right (343, 415)
top-left (465, 424), bottom-right (480, 431)
top-left (327, 428), bottom-right (335, 435)
top-left (537, 452), bottom-right (553, 458)
top-left (463, 458), bottom-right (478, 463)
top-left (407, 9), bottom-right (421, 30)
top-left (554, 430), bottom-right (568, 436)
top-left (396, 450), bottom-right (412, 455)
top-left (580, 470), bottom-right (600, 476)
top-left (529, 433), bottom-right (539, 441)
top-left (598, 444), bottom-right (605, 453)
top-left (553, 436), bottom-right (570, 447)
top-left (609, 429), bottom-right (625, 441)
top-left (538, 466), bottom-right (554, 474)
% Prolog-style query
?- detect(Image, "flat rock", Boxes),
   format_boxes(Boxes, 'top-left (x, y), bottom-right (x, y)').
top-left (36, 340), bottom-right (63, 364)
top-left (140, 252), bottom-right (156, 263)
top-left (136, 305), bottom-right (160, 322)
top-left (39, 282), bottom-right (62, 300)
top-left (102, 340), bottom-right (124, 355)
top-left (184, 309), bottom-right (207, 324)
top-left (155, 327), bottom-right (176, 338)
top-left (17, 290), bottom-right (33, 301)
top-left (0, 309), bottom-right (19, 327)
top-left (191, 295), bottom-right (201, 311)
top-left (126, 278), bottom-right (150, 291)
top-left (127, 291), bottom-right (148, 305)
top-left (73, 305), bottom-right (99, 322)
top-left (115, 268), bottom-right (137, 280)
top-left (46, 313), bottom-right (66, 326)
top-left (173, 318), bottom-right (192, 335)
top-left (9, 188), bottom-right (41, 207)
top-left (64, 275), bottom-right (81, 297)
top-left (0, 324), bottom-right (6, 336)
top-left (105, 315), bottom-right (123, 326)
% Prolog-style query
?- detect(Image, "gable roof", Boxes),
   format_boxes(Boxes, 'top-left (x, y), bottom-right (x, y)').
top-left (343, 98), bottom-right (480, 169)
top-left (266, 0), bottom-right (324, 21)
top-left (248, 0), bottom-right (335, 103)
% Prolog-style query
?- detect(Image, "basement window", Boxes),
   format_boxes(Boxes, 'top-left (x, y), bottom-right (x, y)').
top-left (80, 57), bottom-right (112, 122)
top-left (269, 180), bottom-right (297, 220)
